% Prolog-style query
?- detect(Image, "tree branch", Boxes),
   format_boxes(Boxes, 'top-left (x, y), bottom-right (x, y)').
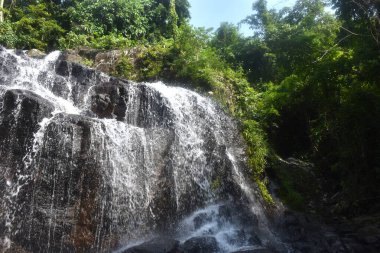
top-left (313, 34), bottom-right (353, 63)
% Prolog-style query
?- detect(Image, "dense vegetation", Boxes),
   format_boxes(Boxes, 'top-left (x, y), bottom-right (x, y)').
top-left (1, 0), bottom-right (379, 216)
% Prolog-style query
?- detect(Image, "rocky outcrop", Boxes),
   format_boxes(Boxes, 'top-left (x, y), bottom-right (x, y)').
top-left (0, 48), bottom-right (259, 253)
top-left (24, 114), bottom-right (114, 252)
top-left (0, 89), bottom-right (54, 172)
top-left (57, 48), bottom-right (142, 75)
top-left (0, 89), bottom-right (54, 253)
top-left (26, 49), bottom-right (46, 59)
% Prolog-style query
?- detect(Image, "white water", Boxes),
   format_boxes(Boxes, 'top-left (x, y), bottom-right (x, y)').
top-left (0, 49), bottom-right (282, 252)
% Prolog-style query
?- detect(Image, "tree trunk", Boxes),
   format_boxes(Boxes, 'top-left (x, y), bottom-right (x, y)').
top-left (0, 0), bottom-right (4, 23)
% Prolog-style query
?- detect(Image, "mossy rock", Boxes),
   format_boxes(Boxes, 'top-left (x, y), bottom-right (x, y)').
top-left (268, 157), bottom-right (320, 211)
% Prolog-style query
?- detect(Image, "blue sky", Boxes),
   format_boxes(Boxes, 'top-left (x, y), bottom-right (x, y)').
top-left (188, 0), bottom-right (297, 36)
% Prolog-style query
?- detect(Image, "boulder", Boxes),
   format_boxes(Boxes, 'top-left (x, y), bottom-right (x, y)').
top-left (91, 79), bottom-right (128, 120)
top-left (26, 49), bottom-right (46, 59)
top-left (180, 236), bottom-right (218, 253)
top-left (92, 50), bottom-right (124, 73)
top-left (59, 49), bottom-right (86, 65)
top-left (122, 237), bottom-right (179, 253)
top-left (230, 249), bottom-right (276, 253)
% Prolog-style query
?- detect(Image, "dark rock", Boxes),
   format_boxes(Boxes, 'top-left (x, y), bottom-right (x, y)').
top-left (283, 211), bottom-right (299, 226)
top-left (92, 93), bottom-right (114, 118)
top-left (90, 80), bottom-right (175, 126)
top-left (15, 49), bottom-right (26, 57)
top-left (0, 89), bottom-right (55, 251)
top-left (122, 237), bottom-right (179, 253)
top-left (132, 84), bottom-right (173, 128)
top-left (49, 75), bottom-right (70, 98)
top-left (180, 236), bottom-right (218, 253)
top-left (218, 205), bottom-right (233, 222)
top-left (292, 241), bottom-right (315, 252)
top-left (91, 79), bottom-right (128, 120)
top-left (362, 235), bottom-right (379, 244)
top-left (1, 47), bottom-right (254, 253)
top-left (3, 244), bottom-right (31, 253)
top-left (248, 234), bottom-right (262, 245)
top-left (55, 60), bottom-right (70, 76)
top-left (230, 249), bottom-right (276, 253)
top-left (54, 59), bottom-right (110, 107)
top-left (0, 89), bottom-right (54, 184)
top-left (9, 113), bottom-right (115, 252)
top-left (0, 51), bottom-right (21, 85)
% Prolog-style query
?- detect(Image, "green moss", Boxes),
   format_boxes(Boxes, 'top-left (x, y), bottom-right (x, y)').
top-left (211, 177), bottom-right (222, 192)
top-left (81, 58), bottom-right (94, 67)
top-left (256, 179), bottom-right (275, 205)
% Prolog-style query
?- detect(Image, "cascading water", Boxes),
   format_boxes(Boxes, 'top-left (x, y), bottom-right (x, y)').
top-left (0, 48), bottom-right (284, 253)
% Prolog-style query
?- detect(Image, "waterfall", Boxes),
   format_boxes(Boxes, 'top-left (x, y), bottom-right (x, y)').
top-left (0, 48), bottom-right (283, 253)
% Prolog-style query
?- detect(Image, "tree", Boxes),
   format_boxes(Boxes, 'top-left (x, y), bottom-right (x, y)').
top-left (332, 0), bottom-right (380, 44)
top-left (66, 0), bottom-right (153, 40)
top-left (168, 0), bottom-right (178, 36)
top-left (211, 22), bottom-right (242, 64)
top-left (149, 0), bottom-right (189, 38)
top-left (237, 0), bottom-right (380, 214)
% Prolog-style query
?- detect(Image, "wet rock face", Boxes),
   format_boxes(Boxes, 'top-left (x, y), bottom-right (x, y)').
top-left (1, 49), bottom-right (259, 253)
top-left (0, 95), bottom-right (52, 251)
top-left (0, 89), bottom-right (54, 167)
top-left (0, 89), bottom-right (54, 209)
top-left (91, 79), bottom-right (128, 119)
top-left (24, 114), bottom-right (114, 252)
top-left (3, 48), bottom-right (380, 253)
top-left (0, 49), bottom-right (21, 86)
top-left (0, 110), bottom-right (114, 252)
top-left (54, 59), bottom-right (110, 107)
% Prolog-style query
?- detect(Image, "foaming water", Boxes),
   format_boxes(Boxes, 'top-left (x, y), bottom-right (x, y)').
top-left (177, 204), bottom-right (255, 252)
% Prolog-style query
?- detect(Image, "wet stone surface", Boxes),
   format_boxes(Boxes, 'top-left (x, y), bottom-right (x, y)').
top-left (0, 49), bottom-right (259, 252)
